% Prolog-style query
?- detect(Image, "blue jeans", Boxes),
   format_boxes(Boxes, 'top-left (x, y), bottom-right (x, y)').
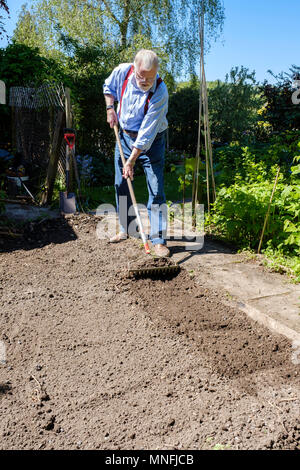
top-left (114, 129), bottom-right (167, 245)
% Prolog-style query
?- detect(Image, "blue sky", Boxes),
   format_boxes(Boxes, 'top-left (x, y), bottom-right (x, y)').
top-left (204, 0), bottom-right (299, 83)
top-left (1, 0), bottom-right (299, 84)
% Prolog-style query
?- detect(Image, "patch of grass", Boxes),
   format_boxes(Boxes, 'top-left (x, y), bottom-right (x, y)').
top-left (212, 443), bottom-right (231, 450)
top-left (79, 171), bottom-right (193, 210)
top-left (238, 247), bottom-right (300, 283)
top-left (261, 247), bottom-right (300, 283)
top-left (238, 249), bottom-right (257, 261)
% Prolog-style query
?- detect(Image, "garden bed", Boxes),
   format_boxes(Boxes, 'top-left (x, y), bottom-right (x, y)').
top-left (0, 214), bottom-right (299, 450)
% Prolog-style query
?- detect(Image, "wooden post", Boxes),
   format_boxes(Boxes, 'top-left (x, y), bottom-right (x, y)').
top-left (41, 109), bottom-right (64, 205)
top-left (192, 6), bottom-right (216, 226)
top-left (65, 87), bottom-right (72, 128)
top-left (65, 87), bottom-right (74, 192)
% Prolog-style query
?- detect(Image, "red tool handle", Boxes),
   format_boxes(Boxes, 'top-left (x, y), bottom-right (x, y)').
top-left (64, 133), bottom-right (75, 150)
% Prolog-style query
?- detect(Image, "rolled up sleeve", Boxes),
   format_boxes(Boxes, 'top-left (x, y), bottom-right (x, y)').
top-left (103, 72), bottom-right (117, 99)
top-left (134, 86), bottom-right (168, 152)
top-left (103, 63), bottom-right (131, 100)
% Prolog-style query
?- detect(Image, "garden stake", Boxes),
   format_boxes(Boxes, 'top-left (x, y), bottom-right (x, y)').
top-left (257, 166), bottom-right (281, 254)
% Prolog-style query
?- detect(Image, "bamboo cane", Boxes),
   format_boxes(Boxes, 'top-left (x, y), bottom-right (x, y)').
top-left (202, 64), bottom-right (216, 202)
top-left (257, 167), bottom-right (281, 254)
top-left (192, 7), bottom-right (205, 227)
top-left (202, 76), bottom-right (210, 215)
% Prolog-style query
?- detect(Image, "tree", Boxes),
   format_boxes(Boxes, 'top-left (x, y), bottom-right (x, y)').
top-left (58, 35), bottom-right (115, 155)
top-left (13, 5), bottom-right (45, 52)
top-left (0, 42), bottom-right (65, 88)
top-left (0, 0), bottom-right (9, 39)
top-left (13, 0), bottom-right (225, 78)
top-left (168, 78), bottom-right (200, 152)
top-left (0, 41), bottom-right (66, 144)
top-left (259, 65), bottom-right (300, 132)
top-left (208, 66), bottom-right (263, 143)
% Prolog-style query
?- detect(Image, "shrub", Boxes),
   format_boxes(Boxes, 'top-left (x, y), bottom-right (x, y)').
top-left (207, 179), bottom-right (300, 255)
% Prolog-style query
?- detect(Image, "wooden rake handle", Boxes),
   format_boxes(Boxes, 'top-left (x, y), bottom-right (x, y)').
top-left (113, 125), bottom-right (150, 254)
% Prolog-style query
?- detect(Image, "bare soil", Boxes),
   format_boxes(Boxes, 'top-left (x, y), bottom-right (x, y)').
top-left (0, 214), bottom-right (299, 450)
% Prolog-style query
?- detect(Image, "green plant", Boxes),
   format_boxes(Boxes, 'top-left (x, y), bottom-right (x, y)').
top-left (212, 443), bottom-right (231, 450)
top-left (262, 244), bottom-right (300, 282)
top-left (206, 177), bottom-right (300, 280)
top-left (214, 131), bottom-right (300, 188)
top-left (170, 155), bottom-right (206, 204)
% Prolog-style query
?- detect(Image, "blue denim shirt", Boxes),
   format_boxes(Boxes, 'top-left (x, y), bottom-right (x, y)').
top-left (103, 63), bottom-right (168, 152)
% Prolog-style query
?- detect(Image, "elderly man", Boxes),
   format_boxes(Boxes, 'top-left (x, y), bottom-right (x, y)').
top-left (103, 49), bottom-right (169, 257)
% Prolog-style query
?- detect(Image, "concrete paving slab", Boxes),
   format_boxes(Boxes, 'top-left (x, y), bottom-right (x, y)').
top-left (5, 203), bottom-right (59, 222)
top-left (168, 235), bottom-right (300, 339)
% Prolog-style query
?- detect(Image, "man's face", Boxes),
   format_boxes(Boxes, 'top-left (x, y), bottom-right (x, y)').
top-left (134, 64), bottom-right (157, 92)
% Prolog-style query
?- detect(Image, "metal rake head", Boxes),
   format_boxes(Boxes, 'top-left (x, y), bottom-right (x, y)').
top-left (128, 264), bottom-right (181, 279)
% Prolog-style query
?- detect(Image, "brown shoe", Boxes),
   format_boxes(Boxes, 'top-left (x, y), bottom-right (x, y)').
top-left (153, 244), bottom-right (170, 258)
top-left (109, 232), bottom-right (128, 243)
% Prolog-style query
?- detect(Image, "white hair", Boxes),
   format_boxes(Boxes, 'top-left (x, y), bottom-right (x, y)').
top-left (134, 49), bottom-right (159, 71)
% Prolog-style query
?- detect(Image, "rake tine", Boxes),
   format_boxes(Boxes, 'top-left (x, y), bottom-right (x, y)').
top-left (128, 264), bottom-right (180, 278)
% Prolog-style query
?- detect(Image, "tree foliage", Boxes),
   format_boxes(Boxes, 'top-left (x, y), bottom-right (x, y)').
top-left (259, 65), bottom-right (300, 133)
top-left (0, 0), bottom-right (9, 38)
top-left (0, 41), bottom-right (65, 88)
top-left (0, 42), bottom-right (66, 143)
top-left (168, 68), bottom-right (264, 152)
top-left (59, 35), bottom-right (113, 155)
top-left (13, 5), bottom-right (45, 51)
top-left (8, 0), bottom-right (226, 178)
top-left (13, 0), bottom-right (224, 77)
top-left (208, 66), bottom-right (263, 143)
top-left (168, 77), bottom-right (200, 152)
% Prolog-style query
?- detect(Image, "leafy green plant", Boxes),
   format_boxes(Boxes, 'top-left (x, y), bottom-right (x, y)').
top-left (207, 177), bottom-right (300, 279)
top-left (261, 244), bottom-right (300, 282)
top-left (214, 131), bottom-right (300, 187)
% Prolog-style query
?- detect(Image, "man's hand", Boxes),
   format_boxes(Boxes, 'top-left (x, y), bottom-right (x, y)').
top-left (122, 158), bottom-right (135, 181)
top-left (107, 108), bottom-right (118, 128)
top-left (122, 147), bottom-right (142, 180)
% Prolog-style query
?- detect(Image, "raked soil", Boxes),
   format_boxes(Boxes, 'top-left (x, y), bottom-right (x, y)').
top-left (0, 214), bottom-right (299, 450)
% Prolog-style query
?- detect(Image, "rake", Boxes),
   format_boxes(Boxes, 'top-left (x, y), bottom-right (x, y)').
top-left (128, 263), bottom-right (181, 278)
top-left (113, 124), bottom-right (181, 279)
